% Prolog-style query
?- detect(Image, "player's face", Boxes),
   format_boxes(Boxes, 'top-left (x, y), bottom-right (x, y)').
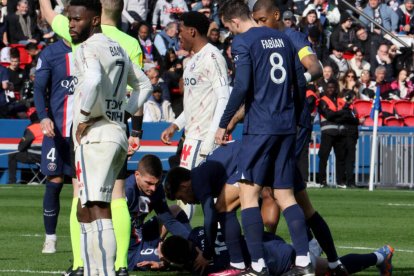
top-left (252, 9), bottom-right (279, 29)
top-left (221, 18), bottom-right (239, 35)
top-left (68, 6), bottom-right (100, 44)
top-left (175, 180), bottom-right (196, 204)
top-left (135, 171), bottom-right (160, 196)
top-left (178, 23), bottom-right (193, 52)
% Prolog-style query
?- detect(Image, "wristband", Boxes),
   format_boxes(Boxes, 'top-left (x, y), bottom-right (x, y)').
top-left (131, 130), bottom-right (143, 139)
top-left (132, 115), bottom-right (143, 131)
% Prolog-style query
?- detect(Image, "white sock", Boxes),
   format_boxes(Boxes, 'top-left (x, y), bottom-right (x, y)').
top-left (91, 219), bottom-right (116, 276)
top-left (45, 234), bottom-right (57, 241)
top-left (230, 262), bottom-right (246, 269)
top-left (80, 222), bottom-right (98, 276)
top-left (296, 253), bottom-right (311, 267)
top-left (251, 258), bottom-right (266, 272)
top-left (328, 260), bottom-right (342, 269)
top-left (374, 252), bottom-right (384, 265)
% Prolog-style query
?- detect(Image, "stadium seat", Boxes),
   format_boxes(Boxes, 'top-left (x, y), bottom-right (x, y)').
top-left (403, 115), bottom-right (414, 127)
top-left (381, 100), bottom-right (394, 115)
top-left (0, 62), bottom-right (10, 68)
top-left (27, 163), bottom-right (46, 185)
top-left (353, 100), bottom-right (372, 118)
top-left (363, 115), bottom-right (383, 126)
top-left (394, 101), bottom-right (414, 117)
top-left (384, 116), bottom-right (404, 127)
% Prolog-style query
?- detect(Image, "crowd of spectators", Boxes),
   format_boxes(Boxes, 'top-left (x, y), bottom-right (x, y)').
top-left (0, 0), bottom-right (413, 126)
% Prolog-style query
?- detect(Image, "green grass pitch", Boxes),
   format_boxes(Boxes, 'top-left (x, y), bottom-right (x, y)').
top-left (0, 185), bottom-right (413, 275)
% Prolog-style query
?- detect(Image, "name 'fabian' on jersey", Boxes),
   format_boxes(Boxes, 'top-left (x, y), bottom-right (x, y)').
top-left (261, 38), bottom-right (285, 49)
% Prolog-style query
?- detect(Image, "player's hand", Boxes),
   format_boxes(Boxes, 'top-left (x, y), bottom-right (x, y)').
top-left (127, 136), bottom-right (140, 159)
top-left (75, 117), bottom-right (102, 144)
top-left (193, 247), bottom-right (209, 275)
top-left (40, 118), bottom-right (55, 138)
top-left (137, 261), bottom-right (163, 270)
top-left (215, 127), bottom-right (227, 145)
top-left (161, 124), bottom-right (178, 144)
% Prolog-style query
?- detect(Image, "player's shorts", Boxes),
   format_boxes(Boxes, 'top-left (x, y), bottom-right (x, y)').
top-left (179, 138), bottom-right (213, 169)
top-left (41, 135), bottom-right (74, 177)
top-left (293, 165), bottom-right (306, 193)
top-left (76, 142), bottom-right (127, 206)
top-left (128, 217), bottom-right (161, 271)
top-left (295, 127), bottom-right (311, 159)
top-left (227, 134), bottom-right (296, 189)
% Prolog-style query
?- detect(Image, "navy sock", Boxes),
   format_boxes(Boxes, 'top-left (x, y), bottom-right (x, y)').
top-left (307, 211), bottom-right (338, 262)
top-left (43, 181), bottom-right (63, 235)
top-left (218, 211), bottom-right (244, 264)
top-left (175, 210), bottom-right (192, 232)
top-left (241, 207), bottom-right (265, 262)
top-left (283, 204), bottom-right (309, 257)
top-left (340, 253), bottom-right (377, 274)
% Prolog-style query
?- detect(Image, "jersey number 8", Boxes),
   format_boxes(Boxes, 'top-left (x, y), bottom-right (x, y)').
top-left (269, 52), bottom-right (286, 84)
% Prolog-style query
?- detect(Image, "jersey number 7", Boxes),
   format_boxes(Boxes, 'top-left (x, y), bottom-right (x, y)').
top-left (113, 60), bottom-right (125, 97)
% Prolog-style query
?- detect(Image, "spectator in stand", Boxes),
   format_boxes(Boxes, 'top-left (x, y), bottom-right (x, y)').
top-left (24, 42), bottom-right (40, 75)
top-left (0, 0), bottom-right (8, 47)
top-left (348, 48), bottom-right (371, 78)
top-left (208, 28), bottom-right (223, 52)
top-left (330, 12), bottom-right (357, 52)
top-left (375, 65), bottom-right (395, 99)
top-left (359, 69), bottom-right (377, 100)
top-left (370, 43), bottom-right (396, 82)
top-left (298, 9), bottom-right (323, 36)
top-left (7, 0), bottom-right (37, 17)
top-left (192, 0), bottom-right (220, 27)
top-left (7, 48), bottom-right (27, 93)
top-left (146, 67), bottom-right (170, 101)
top-left (143, 85), bottom-right (175, 122)
top-left (339, 69), bottom-right (361, 95)
top-left (359, 0), bottom-right (399, 34)
top-left (7, 108), bottom-right (43, 184)
top-left (153, 21), bottom-right (180, 57)
top-left (282, 10), bottom-right (297, 29)
top-left (324, 44), bottom-right (349, 79)
top-left (354, 25), bottom-right (388, 64)
top-left (396, 0), bottom-right (414, 35)
top-left (137, 23), bottom-right (162, 68)
top-left (122, 0), bottom-right (149, 32)
top-left (317, 64), bottom-right (335, 94)
top-left (390, 68), bottom-right (414, 100)
top-left (152, 0), bottom-right (188, 30)
top-left (308, 26), bottom-right (329, 62)
top-left (6, 0), bottom-right (41, 45)
top-left (0, 63), bottom-right (9, 118)
top-left (223, 35), bottom-right (235, 88)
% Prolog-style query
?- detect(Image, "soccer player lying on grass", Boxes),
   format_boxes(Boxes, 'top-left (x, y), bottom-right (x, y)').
top-left (159, 230), bottom-right (394, 276)
top-left (164, 140), bottom-right (347, 275)
top-left (124, 154), bottom-right (193, 271)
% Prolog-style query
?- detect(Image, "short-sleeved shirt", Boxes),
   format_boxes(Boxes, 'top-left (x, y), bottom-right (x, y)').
top-left (180, 43), bottom-right (229, 140)
top-left (0, 65), bottom-right (9, 106)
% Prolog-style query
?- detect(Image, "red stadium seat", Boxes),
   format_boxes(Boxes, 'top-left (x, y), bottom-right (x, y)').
top-left (394, 101), bottom-right (414, 117)
top-left (363, 115), bottom-right (383, 126)
top-left (0, 62), bottom-right (10, 68)
top-left (381, 100), bottom-right (394, 115)
top-left (384, 116), bottom-right (404, 127)
top-left (403, 115), bottom-right (414, 126)
top-left (353, 100), bottom-right (372, 118)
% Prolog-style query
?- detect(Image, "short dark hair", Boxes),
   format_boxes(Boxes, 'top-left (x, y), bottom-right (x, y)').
top-left (10, 48), bottom-right (20, 59)
top-left (161, 235), bottom-right (192, 266)
top-left (137, 154), bottom-right (163, 178)
top-left (219, 0), bottom-right (251, 22)
top-left (252, 0), bottom-right (278, 13)
top-left (25, 43), bottom-right (38, 51)
top-left (164, 167), bottom-right (191, 200)
top-left (69, 0), bottom-right (102, 16)
top-left (180, 11), bottom-right (210, 37)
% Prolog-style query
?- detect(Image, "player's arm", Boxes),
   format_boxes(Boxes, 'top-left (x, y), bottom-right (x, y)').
top-left (125, 61), bottom-right (152, 116)
top-left (292, 50), bottom-right (307, 125)
top-left (161, 112), bottom-right (185, 144)
top-left (227, 104), bottom-right (245, 134)
top-left (40, 0), bottom-right (72, 43)
top-left (300, 52), bottom-right (323, 82)
top-left (39, 0), bottom-right (58, 25)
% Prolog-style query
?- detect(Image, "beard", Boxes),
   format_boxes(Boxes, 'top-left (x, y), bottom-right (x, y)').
top-left (71, 27), bottom-right (91, 44)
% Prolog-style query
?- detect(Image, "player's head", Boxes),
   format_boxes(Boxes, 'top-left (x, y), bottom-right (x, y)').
top-left (164, 167), bottom-right (197, 204)
top-left (100, 0), bottom-right (123, 21)
top-left (68, 0), bottom-right (102, 44)
top-left (179, 11), bottom-right (210, 51)
top-left (135, 154), bottom-right (163, 196)
top-left (218, 0), bottom-right (251, 34)
top-left (251, 0), bottom-right (280, 29)
top-left (161, 235), bottom-right (195, 271)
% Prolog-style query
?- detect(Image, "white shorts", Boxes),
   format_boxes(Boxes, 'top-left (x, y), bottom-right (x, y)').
top-left (75, 142), bottom-right (127, 206)
top-left (179, 138), bottom-right (205, 169)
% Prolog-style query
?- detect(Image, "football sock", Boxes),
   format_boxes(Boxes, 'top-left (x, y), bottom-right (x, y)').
top-left (328, 260), bottom-right (342, 269)
top-left (218, 211), bottom-right (245, 267)
top-left (70, 197), bottom-right (83, 269)
top-left (175, 210), bottom-right (192, 232)
top-left (339, 253), bottom-right (377, 274)
top-left (283, 204), bottom-right (310, 266)
top-left (80, 222), bottom-right (97, 276)
top-left (43, 181), bottom-right (63, 234)
top-left (45, 234), bottom-right (56, 241)
top-left (241, 207), bottom-right (266, 271)
top-left (307, 211), bottom-right (339, 262)
top-left (111, 198), bottom-right (130, 270)
top-left (91, 219), bottom-right (116, 275)
top-left (374, 251), bottom-right (384, 264)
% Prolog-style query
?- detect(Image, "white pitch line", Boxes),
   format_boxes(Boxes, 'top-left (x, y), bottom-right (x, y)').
top-left (338, 246), bottom-right (414, 253)
top-left (17, 233), bottom-right (69, 238)
top-left (0, 269), bottom-right (63, 274)
top-left (386, 203), bottom-right (414, 207)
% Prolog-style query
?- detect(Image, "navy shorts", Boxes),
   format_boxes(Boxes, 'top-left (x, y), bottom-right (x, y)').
top-left (128, 217), bottom-right (161, 271)
top-left (227, 134), bottom-right (296, 189)
top-left (41, 135), bottom-right (75, 177)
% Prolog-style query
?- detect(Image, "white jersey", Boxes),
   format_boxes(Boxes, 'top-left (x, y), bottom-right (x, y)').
top-left (72, 34), bottom-right (132, 150)
top-left (180, 43), bottom-right (228, 141)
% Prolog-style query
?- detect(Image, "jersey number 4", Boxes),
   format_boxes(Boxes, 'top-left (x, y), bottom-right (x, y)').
top-left (269, 52), bottom-right (286, 84)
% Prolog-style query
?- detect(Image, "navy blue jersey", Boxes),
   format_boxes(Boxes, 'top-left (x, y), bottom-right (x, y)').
top-left (219, 27), bottom-right (306, 135)
top-left (34, 40), bottom-right (74, 137)
top-left (283, 28), bottom-right (313, 58)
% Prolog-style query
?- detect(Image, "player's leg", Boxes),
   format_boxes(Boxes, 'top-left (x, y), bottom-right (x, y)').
top-left (260, 187), bottom-right (279, 234)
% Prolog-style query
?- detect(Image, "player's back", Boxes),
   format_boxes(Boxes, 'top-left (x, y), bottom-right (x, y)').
top-left (73, 34), bottom-right (131, 147)
top-left (232, 27), bottom-right (301, 135)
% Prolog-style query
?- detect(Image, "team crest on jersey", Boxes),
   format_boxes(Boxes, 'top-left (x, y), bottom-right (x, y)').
top-left (47, 162), bottom-right (57, 172)
top-left (190, 62), bottom-right (196, 71)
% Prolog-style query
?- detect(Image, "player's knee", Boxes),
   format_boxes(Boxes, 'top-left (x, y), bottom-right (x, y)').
top-left (169, 204), bottom-right (183, 217)
top-left (47, 175), bottom-right (64, 183)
